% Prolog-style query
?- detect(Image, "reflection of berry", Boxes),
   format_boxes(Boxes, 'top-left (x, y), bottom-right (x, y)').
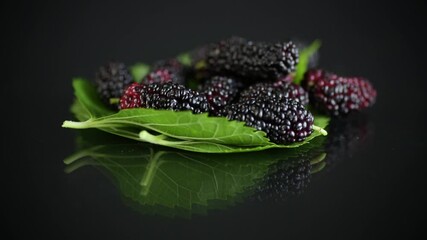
top-left (303, 69), bottom-right (377, 116)
top-left (325, 114), bottom-right (372, 168)
top-left (119, 82), bottom-right (209, 114)
top-left (94, 62), bottom-right (133, 105)
top-left (198, 76), bottom-right (242, 116)
top-left (256, 159), bottom-right (312, 201)
top-left (221, 96), bottom-right (313, 144)
top-left (239, 82), bottom-right (309, 106)
top-left (143, 59), bottom-right (184, 84)
top-left (206, 37), bottom-right (299, 80)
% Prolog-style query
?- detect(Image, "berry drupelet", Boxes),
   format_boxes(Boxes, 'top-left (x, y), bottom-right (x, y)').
top-left (205, 37), bottom-right (299, 81)
top-left (119, 82), bottom-right (209, 114)
top-left (239, 81), bottom-right (309, 106)
top-left (303, 69), bottom-right (377, 116)
top-left (198, 76), bottom-right (242, 116)
top-left (221, 96), bottom-right (314, 144)
top-left (94, 62), bottom-right (133, 105)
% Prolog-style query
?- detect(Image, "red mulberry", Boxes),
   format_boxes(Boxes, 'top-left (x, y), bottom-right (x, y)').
top-left (303, 69), bottom-right (377, 116)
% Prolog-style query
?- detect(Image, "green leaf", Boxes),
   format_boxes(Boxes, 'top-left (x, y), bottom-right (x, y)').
top-left (176, 52), bottom-right (192, 66)
top-left (65, 130), bottom-right (326, 218)
top-left (66, 109), bottom-right (271, 146)
top-left (72, 78), bottom-right (114, 118)
top-left (129, 63), bottom-right (150, 83)
top-left (135, 113), bottom-right (328, 153)
top-left (294, 40), bottom-right (321, 84)
top-left (63, 79), bottom-right (329, 153)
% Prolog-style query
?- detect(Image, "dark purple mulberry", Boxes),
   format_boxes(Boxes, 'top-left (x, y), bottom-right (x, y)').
top-left (221, 96), bottom-right (314, 144)
top-left (303, 69), bottom-right (377, 116)
top-left (205, 37), bottom-right (299, 81)
top-left (198, 76), bottom-right (242, 116)
top-left (94, 62), bottom-right (133, 105)
top-left (120, 82), bottom-right (209, 114)
top-left (239, 81), bottom-right (309, 106)
top-left (143, 59), bottom-right (185, 85)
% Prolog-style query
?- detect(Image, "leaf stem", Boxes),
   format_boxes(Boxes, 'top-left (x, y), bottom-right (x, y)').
top-left (64, 159), bottom-right (96, 174)
top-left (313, 125), bottom-right (328, 136)
top-left (62, 120), bottom-right (91, 129)
top-left (139, 130), bottom-right (182, 146)
top-left (63, 146), bottom-right (103, 164)
top-left (195, 60), bottom-right (206, 70)
top-left (140, 151), bottom-right (166, 196)
top-left (109, 98), bottom-right (119, 104)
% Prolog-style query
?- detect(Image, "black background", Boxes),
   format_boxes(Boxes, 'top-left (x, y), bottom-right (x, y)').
top-left (3, 0), bottom-right (427, 239)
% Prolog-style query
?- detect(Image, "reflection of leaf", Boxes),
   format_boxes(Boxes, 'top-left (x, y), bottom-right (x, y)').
top-left (63, 79), bottom-right (329, 153)
top-left (65, 130), bottom-right (326, 218)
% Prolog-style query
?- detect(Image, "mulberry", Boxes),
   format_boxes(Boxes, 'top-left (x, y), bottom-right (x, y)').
top-left (221, 96), bottom-right (314, 144)
top-left (94, 62), bottom-right (133, 105)
top-left (303, 69), bottom-right (377, 116)
top-left (198, 76), bottom-right (242, 116)
top-left (239, 82), bottom-right (309, 106)
top-left (118, 82), bottom-right (143, 109)
top-left (143, 59), bottom-right (185, 85)
top-left (119, 82), bottom-right (209, 114)
top-left (205, 37), bottom-right (299, 81)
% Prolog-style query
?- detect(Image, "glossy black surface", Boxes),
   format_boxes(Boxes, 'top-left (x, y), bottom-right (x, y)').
top-left (3, 0), bottom-right (426, 239)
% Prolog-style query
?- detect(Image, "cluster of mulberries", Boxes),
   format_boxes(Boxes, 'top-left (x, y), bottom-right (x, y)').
top-left (91, 36), bottom-right (377, 145)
